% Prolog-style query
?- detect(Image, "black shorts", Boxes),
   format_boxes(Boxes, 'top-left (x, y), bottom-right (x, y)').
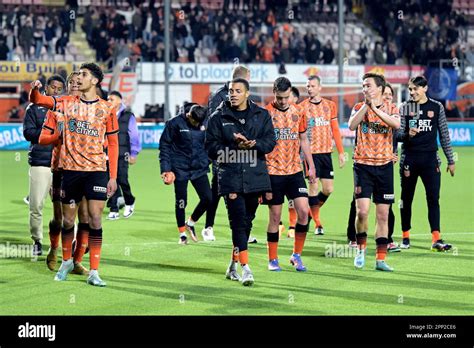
top-left (306, 153), bottom-right (334, 179)
top-left (51, 170), bottom-right (63, 202)
top-left (61, 170), bottom-right (108, 204)
top-left (263, 172), bottom-right (308, 205)
top-left (353, 162), bottom-right (394, 204)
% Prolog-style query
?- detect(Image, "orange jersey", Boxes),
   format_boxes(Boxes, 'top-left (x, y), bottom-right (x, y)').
top-left (352, 101), bottom-right (399, 166)
top-left (42, 95), bottom-right (118, 172)
top-left (265, 102), bottom-right (307, 175)
top-left (300, 97), bottom-right (339, 154)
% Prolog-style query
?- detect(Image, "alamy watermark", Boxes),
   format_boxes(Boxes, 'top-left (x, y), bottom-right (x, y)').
top-left (0, 242), bottom-right (34, 259)
top-left (324, 242), bottom-right (359, 258)
top-left (216, 148), bottom-right (257, 167)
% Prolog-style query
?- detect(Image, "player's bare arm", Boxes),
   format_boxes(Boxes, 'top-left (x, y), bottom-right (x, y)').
top-left (348, 103), bottom-right (369, 130)
top-left (370, 104), bottom-right (401, 129)
top-left (300, 132), bottom-right (316, 183)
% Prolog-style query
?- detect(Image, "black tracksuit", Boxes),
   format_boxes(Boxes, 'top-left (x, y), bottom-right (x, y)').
top-left (396, 98), bottom-right (454, 233)
top-left (159, 106), bottom-right (212, 228)
top-left (205, 100), bottom-right (275, 252)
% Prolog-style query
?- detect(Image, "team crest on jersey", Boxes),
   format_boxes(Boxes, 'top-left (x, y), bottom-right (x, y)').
top-left (292, 114), bottom-right (298, 122)
top-left (427, 110), bottom-right (434, 118)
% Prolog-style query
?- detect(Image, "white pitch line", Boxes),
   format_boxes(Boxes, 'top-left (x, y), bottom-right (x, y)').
top-left (408, 232), bottom-right (474, 236)
top-left (101, 232), bottom-right (474, 248)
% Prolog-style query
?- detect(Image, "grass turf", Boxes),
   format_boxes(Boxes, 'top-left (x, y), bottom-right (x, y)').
top-left (0, 148), bottom-right (473, 315)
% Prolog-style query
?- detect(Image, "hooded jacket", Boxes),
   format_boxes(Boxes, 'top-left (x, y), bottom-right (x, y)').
top-left (159, 104), bottom-right (210, 181)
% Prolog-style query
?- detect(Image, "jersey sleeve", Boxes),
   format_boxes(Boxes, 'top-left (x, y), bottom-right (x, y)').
top-left (39, 111), bottom-right (59, 145)
top-left (299, 108), bottom-right (307, 133)
top-left (331, 101), bottom-right (338, 120)
top-left (106, 108), bottom-right (119, 135)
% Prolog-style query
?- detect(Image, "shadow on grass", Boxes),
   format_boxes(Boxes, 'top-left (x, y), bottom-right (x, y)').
top-left (256, 279), bottom-right (473, 313)
top-left (105, 257), bottom-right (223, 276)
top-left (105, 275), bottom-right (326, 315)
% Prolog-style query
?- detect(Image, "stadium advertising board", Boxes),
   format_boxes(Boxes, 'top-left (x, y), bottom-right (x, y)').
top-left (364, 65), bottom-right (425, 83)
top-left (1, 122), bottom-right (472, 150)
top-left (0, 61), bottom-right (83, 82)
top-left (140, 63), bottom-right (365, 84)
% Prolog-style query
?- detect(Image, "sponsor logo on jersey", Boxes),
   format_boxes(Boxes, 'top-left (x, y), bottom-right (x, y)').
top-left (68, 119), bottom-right (99, 137)
top-left (411, 119), bottom-right (432, 131)
top-left (361, 121), bottom-right (389, 134)
top-left (274, 128), bottom-right (298, 140)
top-left (309, 117), bottom-right (330, 127)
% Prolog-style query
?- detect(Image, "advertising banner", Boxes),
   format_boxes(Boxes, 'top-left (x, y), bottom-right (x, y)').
top-left (1, 122), bottom-right (472, 151)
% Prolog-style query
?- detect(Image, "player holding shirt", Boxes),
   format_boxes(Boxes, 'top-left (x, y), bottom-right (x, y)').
top-left (33, 62), bottom-right (119, 287)
top-left (299, 75), bottom-right (345, 235)
top-left (264, 77), bottom-right (316, 272)
top-left (348, 73), bottom-right (400, 272)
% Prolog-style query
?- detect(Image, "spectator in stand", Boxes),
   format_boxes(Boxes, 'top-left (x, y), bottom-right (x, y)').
top-left (358, 37), bottom-right (368, 64)
top-left (59, 5), bottom-right (72, 39)
top-left (386, 41), bottom-right (397, 64)
top-left (35, 19), bottom-right (45, 60)
top-left (19, 18), bottom-right (34, 60)
top-left (305, 32), bottom-right (321, 64)
top-left (374, 42), bottom-right (385, 64)
top-left (0, 37), bottom-right (9, 60)
top-left (322, 40), bottom-right (335, 64)
top-left (44, 19), bottom-right (56, 60)
top-left (55, 32), bottom-right (68, 57)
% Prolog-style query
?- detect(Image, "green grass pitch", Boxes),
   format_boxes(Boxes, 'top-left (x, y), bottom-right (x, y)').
top-left (0, 148), bottom-right (473, 315)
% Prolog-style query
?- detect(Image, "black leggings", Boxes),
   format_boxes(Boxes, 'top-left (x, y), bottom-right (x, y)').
top-left (205, 174), bottom-right (220, 228)
top-left (347, 196), bottom-right (395, 243)
top-left (223, 192), bottom-right (261, 253)
top-left (174, 175), bottom-right (212, 228)
top-left (400, 153), bottom-right (441, 233)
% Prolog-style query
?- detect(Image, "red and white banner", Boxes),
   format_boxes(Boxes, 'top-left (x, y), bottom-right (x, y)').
top-left (364, 65), bottom-right (425, 84)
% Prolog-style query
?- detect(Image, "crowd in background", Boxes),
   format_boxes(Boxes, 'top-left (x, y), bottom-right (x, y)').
top-left (366, 0), bottom-right (470, 66)
top-left (0, 0), bottom-right (471, 67)
top-left (0, 1), bottom-right (78, 61)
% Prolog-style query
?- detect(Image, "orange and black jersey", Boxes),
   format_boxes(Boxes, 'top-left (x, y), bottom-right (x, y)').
top-left (265, 102), bottom-right (307, 175)
top-left (33, 91), bottom-right (119, 177)
top-left (299, 97), bottom-right (344, 155)
top-left (352, 101), bottom-right (400, 166)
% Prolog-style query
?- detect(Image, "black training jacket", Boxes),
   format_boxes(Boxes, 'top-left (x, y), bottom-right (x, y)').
top-left (205, 100), bottom-right (275, 195)
top-left (22, 103), bottom-right (53, 167)
top-left (159, 106), bottom-right (210, 181)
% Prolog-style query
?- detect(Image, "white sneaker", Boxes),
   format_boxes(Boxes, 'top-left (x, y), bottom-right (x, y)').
top-left (87, 269), bottom-right (107, 287)
top-left (241, 265), bottom-right (254, 286)
top-left (201, 227), bottom-right (216, 241)
top-left (117, 196), bottom-right (125, 209)
top-left (225, 261), bottom-right (241, 281)
top-left (107, 212), bottom-right (120, 220)
top-left (123, 204), bottom-right (135, 218)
